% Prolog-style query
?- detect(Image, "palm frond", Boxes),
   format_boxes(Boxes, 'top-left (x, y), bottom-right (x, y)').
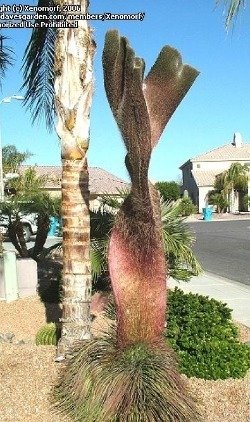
top-left (161, 199), bottom-right (202, 280)
top-left (0, 33), bottom-right (14, 87)
top-left (22, 0), bottom-right (57, 130)
top-left (218, 0), bottom-right (246, 27)
top-left (90, 239), bottom-right (108, 280)
top-left (89, 198), bottom-right (202, 283)
top-left (100, 189), bottom-right (130, 209)
top-left (90, 207), bottom-right (115, 239)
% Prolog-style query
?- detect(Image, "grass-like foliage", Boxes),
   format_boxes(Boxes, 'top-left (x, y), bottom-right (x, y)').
top-left (35, 323), bottom-right (59, 346)
top-left (53, 328), bottom-right (201, 421)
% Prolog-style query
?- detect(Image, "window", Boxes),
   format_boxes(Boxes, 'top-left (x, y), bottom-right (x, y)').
top-left (196, 163), bottom-right (200, 169)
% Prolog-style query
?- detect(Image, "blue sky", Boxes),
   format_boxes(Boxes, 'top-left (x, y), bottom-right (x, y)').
top-left (1, 0), bottom-right (250, 182)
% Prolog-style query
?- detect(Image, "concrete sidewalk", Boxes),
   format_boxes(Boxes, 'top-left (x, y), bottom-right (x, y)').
top-left (186, 213), bottom-right (250, 222)
top-left (168, 272), bottom-right (250, 327)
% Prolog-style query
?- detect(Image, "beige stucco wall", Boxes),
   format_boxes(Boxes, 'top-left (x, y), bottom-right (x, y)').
top-left (192, 160), bottom-right (250, 171)
top-left (198, 186), bottom-right (213, 213)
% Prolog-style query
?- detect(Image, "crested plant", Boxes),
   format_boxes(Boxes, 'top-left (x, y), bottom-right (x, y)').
top-left (103, 30), bottom-right (199, 348)
top-left (54, 30), bottom-right (200, 421)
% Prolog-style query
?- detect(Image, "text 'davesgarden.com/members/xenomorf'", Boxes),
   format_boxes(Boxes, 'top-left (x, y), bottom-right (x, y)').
top-left (0, 3), bottom-right (145, 28)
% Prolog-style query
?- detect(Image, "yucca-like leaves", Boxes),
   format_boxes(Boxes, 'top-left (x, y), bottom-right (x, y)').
top-left (22, 0), bottom-right (57, 130)
top-left (53, 329), bottom-right (201, 422)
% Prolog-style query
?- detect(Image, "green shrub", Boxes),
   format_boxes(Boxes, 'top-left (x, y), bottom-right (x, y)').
top-left (53, 329), bottom-right (200, 421)
top-left (35, 323), bottom-right (59, 346)
top-left (177, 197), bottom-right (197, 216)
top-left (165, 288), bottom-right (250, 380)
top-left (177, 340), bottom-right (250, 380)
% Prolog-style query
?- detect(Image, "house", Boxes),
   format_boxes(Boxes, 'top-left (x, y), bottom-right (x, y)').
top-left (180, 133), bottom-right (250, 213)
top-left (19, 165), bottom-right (129, 209)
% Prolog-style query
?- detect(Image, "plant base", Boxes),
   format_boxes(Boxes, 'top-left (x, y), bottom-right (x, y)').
top-left (53, 328), bottom-right (201, 421)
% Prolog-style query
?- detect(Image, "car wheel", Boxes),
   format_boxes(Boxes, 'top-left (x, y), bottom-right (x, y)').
top-left (23, 224), bottom-right (32, 242)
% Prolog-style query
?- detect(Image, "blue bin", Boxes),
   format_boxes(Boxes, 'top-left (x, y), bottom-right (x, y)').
top-left (48, 217), bottom-right (60, 236)
top-left (202, 207), bottom-right (213, 221)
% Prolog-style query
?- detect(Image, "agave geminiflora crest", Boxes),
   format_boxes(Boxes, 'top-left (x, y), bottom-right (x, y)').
top-left (103, 30), bottom-right (199, 348)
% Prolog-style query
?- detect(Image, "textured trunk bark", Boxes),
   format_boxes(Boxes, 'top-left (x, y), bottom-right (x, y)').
top-left (55, 0), bottom-right (95, 358)
top-left (8, 222), bottom-right (23, 256)
top-left (16, 220), bottom-right (29, 258)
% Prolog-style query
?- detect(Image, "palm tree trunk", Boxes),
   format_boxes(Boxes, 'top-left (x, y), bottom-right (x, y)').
top-left (8, 221), bottom-right (23, 256)
top-left (55, 0), bottom-right (95, 358)
top-left (31, 214), bottom-right (50, 259)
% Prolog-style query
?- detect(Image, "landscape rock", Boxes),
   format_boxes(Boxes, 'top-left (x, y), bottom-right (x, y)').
top-left (0, 332), bottom-right (15, 343)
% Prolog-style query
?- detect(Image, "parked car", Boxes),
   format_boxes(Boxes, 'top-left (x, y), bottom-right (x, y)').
top-left (0, 213), bottom-right (38, 242)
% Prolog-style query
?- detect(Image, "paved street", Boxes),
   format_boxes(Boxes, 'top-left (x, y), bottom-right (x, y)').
top-left (188, 219), bottom-right (250, 286)
top-left (3, 219), bottom-right (250, 286)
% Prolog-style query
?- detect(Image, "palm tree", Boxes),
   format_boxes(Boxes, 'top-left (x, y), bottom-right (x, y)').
top-left (217, 163), bottom-right (248, 211)
top-left (22, 0), bottom-right (95, 357)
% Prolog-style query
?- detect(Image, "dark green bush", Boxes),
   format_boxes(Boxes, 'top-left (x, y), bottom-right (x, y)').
top-left (165, 288), bottom-right (250, 380)
top-left (155, 181), bottom-right (181, 202)
top-left (177, 197), bottom-right (197, 216)
top-left (177, 340), bottom-right (250, 380)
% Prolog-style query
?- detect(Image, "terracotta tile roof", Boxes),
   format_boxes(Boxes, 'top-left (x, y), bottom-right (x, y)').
top-left (191, 170), bottom-right (224, 187)
top-left (191, 142), bottom-right (250, 162)
top-left (19, 165), bottom-right (129, 194)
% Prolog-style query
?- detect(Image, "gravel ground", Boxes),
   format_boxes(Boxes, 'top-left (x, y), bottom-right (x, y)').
top-left (0, 295), bottom-right (249, 421)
